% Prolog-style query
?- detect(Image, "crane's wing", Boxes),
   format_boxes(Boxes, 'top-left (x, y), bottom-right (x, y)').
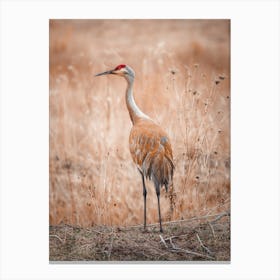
top-left (129, 119), bottom-right (174, 190)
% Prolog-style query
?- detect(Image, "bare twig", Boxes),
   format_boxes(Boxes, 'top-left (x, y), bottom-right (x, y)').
top-left (124, 212), bottom-right (230, 229)
top-left (87, 229), bottom-right (104, 235)
top-left (167, 237), bottom-right (214, 260)
top-left (163, 233), bottom-right (190, 241)
top-left (207, 221), bottom-right (216, 239)
top-left (142, 236), bottom-right (168, 254)
top-left (159, 234), bottom-right (168, 248)
top-left (196, 233), bottom-right (213, 256)
top-left (49, 234), bottom-right (64, 243)
top-left (168, 237), bottom-right (176, 248)
top-left (210, 211), bottom-right (230, 224)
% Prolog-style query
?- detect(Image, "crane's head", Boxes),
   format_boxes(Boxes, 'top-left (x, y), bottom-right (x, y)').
top-left (95, 64), bottom-right (135, 80)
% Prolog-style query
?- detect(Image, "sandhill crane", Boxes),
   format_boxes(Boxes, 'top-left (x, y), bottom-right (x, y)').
top-left (95, 64), bottom-right (174, 232)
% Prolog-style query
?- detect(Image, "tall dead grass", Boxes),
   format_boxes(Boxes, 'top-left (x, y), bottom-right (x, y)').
top-left (49, 19), bottom-right (230, 227)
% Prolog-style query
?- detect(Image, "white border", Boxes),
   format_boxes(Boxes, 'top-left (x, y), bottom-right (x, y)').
top-left (1, 1), bottom-right (279, 279)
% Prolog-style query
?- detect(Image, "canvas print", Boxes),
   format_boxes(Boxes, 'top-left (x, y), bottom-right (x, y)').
top-left (49, 19), bottom-right (230, 261)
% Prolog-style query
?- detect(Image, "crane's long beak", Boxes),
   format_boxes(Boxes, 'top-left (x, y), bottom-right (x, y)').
top-left (95, 70), bottom-right (114, 77)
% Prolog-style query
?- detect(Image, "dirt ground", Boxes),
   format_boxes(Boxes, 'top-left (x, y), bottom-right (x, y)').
top-left (49, 212), bottom-right (230, 262)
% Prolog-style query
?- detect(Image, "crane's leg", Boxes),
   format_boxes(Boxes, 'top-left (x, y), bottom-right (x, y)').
top-left (155, 185), bottom-right (163, 233)
top-left (139, 170), bottom-right (147, 231)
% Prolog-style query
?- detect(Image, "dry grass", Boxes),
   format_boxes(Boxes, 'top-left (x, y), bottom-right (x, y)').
top-left (49, 212), bottom-right (230, 261)
top-left (49, 20), bottom-right (230, 234)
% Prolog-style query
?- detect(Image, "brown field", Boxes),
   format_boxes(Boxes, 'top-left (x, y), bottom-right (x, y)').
top-left (50, 212), bottom-right (230, 261)
top-left (49, 19), bottom-right (230, 261)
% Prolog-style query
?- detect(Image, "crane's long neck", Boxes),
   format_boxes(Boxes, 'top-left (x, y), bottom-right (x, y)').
top-left (125, 75), bottom-right (150, 125)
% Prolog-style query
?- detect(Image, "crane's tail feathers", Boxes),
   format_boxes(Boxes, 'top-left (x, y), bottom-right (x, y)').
top-left (142, 152), bottom-right (174, 192)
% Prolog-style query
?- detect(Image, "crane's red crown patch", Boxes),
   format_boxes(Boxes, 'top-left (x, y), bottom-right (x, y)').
top-left (114, 64), bottom-right (126, 70)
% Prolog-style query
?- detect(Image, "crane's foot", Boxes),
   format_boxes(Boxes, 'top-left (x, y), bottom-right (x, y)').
top-left (141, 224), bottom-right (148, 233)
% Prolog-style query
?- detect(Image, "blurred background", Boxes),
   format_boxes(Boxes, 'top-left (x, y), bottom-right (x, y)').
top-left (49, 19), bottom-right (230, 227)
